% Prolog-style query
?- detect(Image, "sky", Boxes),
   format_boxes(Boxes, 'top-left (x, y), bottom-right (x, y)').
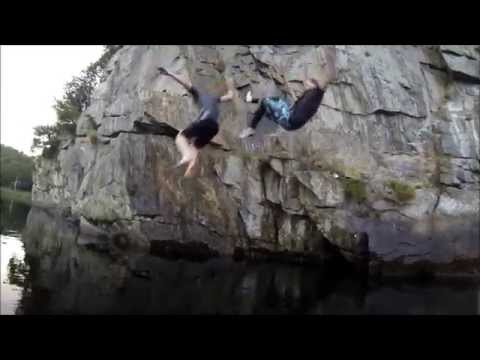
top-left (1, 45), bottom-right (105, 156)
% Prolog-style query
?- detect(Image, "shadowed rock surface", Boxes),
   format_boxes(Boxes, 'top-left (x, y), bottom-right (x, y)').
top-left (17, 207), bottom-right (479, 315)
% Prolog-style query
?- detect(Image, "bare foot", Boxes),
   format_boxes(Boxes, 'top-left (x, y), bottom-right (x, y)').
top-left (174, 159), bottom-right (188, 168)
top-left (246, 90), bottom-right (253, 103)
top-left (184, 169), bottom-right (195, 178)
top-left (184, 158), bottom-right (199, 177)
top-left (239, 127), bottom-right (256, 139)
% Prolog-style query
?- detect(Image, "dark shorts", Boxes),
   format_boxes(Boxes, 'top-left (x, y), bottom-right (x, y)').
top-left (181, 118), bottom-right (219, 149)
top-left (183, 86), bottom-right (220, 148)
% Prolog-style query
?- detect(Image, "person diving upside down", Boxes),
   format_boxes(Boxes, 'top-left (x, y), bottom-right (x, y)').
top-left (157, 67), bottom-right (234, 177)
top-left (239, 47), bottom-right (337, 139)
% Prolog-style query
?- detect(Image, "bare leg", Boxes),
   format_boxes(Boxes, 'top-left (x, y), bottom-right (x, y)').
top-left (175, 132), bottom-right (198, 167)
top-left (184, 153), bottom-right (199, 178)
top-left (239, 100), bottom-right (267, 139)
top-left (219, 77), bottom-right (235, 102)
top-left (280, 71), bottom-right (298, 102)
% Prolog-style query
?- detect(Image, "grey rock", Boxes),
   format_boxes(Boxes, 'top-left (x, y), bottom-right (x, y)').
top-left (436, 188), bottom-right (479, 217)
top-left (440, 45), bottom-right (480, 81)
top-left (30, 45), bottom-right (480, 273)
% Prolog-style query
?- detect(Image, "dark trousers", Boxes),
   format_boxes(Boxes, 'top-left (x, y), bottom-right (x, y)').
top-left (248, 87), bottom-right (325, 131)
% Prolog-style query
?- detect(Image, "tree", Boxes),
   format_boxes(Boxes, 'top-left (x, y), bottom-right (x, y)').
top-left (32, 45), bottom-right (123, 158)
top-left (0, 144), bottom-right (34, 188)
top-left (31, 125), bottom-right (60, 158)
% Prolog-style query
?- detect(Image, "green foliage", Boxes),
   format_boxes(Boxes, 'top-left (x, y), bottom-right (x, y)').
top-left (386, 180), bottom-right (416, 203)
top-left (1, 187), bottom-right (32, 205)
top-left (31, 125), bottom-right (61, 158)
top-left (0, 145), bottom-right (34, 188)
top-left (53, 99), bottom-right (81, 129)
top-left (342, 178), bottom-right (367, 203)
top-left (7, 255), bottom-right (30, 288)
top-left (32, 45), bottom-right (123, 157)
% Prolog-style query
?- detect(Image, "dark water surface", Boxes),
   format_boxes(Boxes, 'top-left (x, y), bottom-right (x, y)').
top-left (1, 200), bottom-right (479, 315)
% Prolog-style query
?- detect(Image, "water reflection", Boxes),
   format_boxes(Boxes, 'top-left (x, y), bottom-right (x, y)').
top-left (1, 203), bottom-right (480, 315)
top-left (1, 198), bottom-right (31, 315)
top-left (1, 199), bottom-right (31, 233)
top-left (1, 234), bottom-right (27, 315)
top-left (14, 251), bottom-right (480, 315)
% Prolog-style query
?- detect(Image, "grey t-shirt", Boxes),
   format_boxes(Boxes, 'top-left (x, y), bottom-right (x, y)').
top-left (190, 86), bottom-right (220, 122)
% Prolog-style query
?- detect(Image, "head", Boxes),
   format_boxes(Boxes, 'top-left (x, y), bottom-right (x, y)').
top-left (305, 78), bottom-right (320, 90)
top-left (112, 232), bottom-right (130, 251)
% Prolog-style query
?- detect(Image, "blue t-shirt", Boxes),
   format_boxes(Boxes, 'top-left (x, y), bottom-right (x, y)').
top-left (263, 87), bottom-right (325, 131)
top-left (263, 97), bottom-right (292, 130)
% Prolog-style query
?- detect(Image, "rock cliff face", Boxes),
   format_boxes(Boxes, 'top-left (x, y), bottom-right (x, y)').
top-left (30, 45), bottom-right (480, 274)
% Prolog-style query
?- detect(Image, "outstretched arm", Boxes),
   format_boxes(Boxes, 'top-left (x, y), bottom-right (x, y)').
top-left (219, 89), bottom-right (234, 102)
top-left (158, 67), bottom-right (193, 91)
top-left (314, 46), bottom-right (337, 90)
top-left (280, 72), bottom-right (298, 102)
top-left (286, 82), bottom-right (298, 102)
top-left (219, 77), bottom-right (235, 102)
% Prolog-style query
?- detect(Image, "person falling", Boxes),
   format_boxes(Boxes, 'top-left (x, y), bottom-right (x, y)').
top-left (239, 47), bottom-right (337, 139)
top-left (157, 67), bottom-right (234, 177)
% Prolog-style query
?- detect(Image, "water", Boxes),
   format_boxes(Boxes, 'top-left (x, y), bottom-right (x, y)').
top-left (1, 234), bottom-right (27, 314)
top-left (1, 199), bottom-right (30, 315)
top-left (1, 199), bottom-right (479, 315)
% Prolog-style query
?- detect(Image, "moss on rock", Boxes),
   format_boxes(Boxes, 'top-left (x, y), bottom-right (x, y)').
top-left (342, 178), bottom-right (367, 203)
top-left (386, 180), bottom-right (416, 203)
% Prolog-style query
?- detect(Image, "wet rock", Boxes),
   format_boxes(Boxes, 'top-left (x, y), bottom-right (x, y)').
top-left (149, 240), bottom-right (219, 262)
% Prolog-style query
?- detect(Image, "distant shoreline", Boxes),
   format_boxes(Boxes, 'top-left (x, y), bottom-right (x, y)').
top-left (0, 187), bottom-right (32, 206)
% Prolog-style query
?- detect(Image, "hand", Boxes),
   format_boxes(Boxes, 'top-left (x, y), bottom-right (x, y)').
top-left (220, 89), bottom-right (234, 102)
top-left (157, 67), bottom-right (170, 76)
